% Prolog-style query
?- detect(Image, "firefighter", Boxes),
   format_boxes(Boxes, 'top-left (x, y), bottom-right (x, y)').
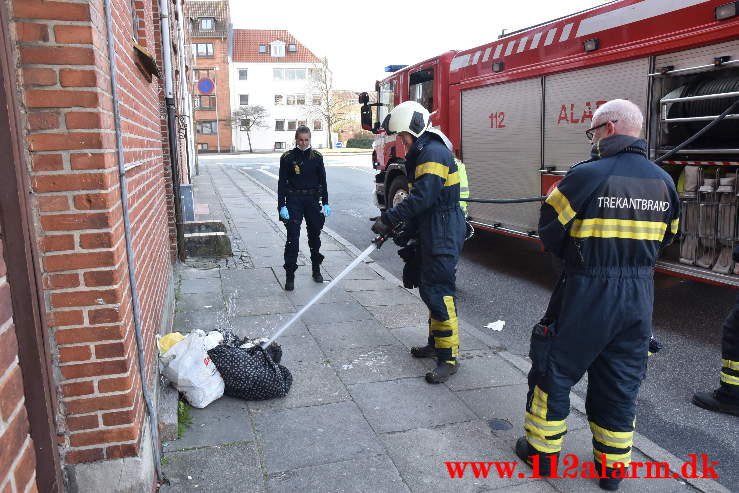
top-left (371, 101), bottom-right (467, 383)
top-left (456, 158), bottom-right (470, 217)
top-left (515, 100), bottom-right (680, 491)
top-left (692, 244), bottom-right (739, 416)
top-left (278, 126), bottom-right (331, 291)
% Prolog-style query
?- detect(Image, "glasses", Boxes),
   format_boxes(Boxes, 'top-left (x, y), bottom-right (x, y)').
top-left (585, 120), bottom-right (617, 141)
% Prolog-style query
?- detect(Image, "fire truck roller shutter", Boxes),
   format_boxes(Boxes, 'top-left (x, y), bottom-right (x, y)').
top-left (461, 77), bottom-right (542, 232)
top-left (543, 58), bottom-right (649, 170)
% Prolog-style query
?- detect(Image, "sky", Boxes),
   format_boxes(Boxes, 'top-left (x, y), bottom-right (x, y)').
top-left (229, 0), bottom-right (608, 91)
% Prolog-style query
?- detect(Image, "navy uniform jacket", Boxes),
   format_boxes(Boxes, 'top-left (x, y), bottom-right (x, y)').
top-left (539, 136), bottom-right (679, 270)
top-left (383, 132), bottom-right (466, 255)
top-left (277, 147), bottom-right (328, 208)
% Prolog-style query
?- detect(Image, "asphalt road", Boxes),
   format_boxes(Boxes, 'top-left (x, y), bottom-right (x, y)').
top-left (202, 152), bottom-right (739, 490)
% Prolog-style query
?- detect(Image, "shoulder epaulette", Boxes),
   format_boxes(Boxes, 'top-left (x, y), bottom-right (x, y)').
top-left (281, 150), bottom-right (291, 159)
top-left (570, 158), bottom-right (595, 170)
top-left (310, 150), bottom-right (323, 159)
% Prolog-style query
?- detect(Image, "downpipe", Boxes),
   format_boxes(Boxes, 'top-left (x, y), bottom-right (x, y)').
top-left (103, 0), bottom-right (162, 482)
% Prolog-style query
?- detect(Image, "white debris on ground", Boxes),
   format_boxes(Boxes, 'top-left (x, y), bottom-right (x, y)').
top-left (485, 320), bottom-right (506, 332)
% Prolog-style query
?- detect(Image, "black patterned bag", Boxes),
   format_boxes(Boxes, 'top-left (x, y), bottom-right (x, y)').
top-left (207, 341), bottom-right (292, 401)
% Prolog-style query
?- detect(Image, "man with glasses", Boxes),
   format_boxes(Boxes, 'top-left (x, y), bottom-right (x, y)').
top-left (515, 99), bottom-right (679, 491)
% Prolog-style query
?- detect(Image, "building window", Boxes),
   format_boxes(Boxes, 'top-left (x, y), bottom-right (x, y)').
top-left (288, 44), bottom-right (297, 52)
top-left (275, 120), bottom-right (285, 131)
top-left (296, 94), bottom-right (305, 105)
top-left (313, 120), bottom-right (323, 131)
top-left (238, 69), bottom-right (248, 80)
top-left (309, 68), bottom-right (321, 81)
top-left (196, 95), bottom-right (216, 109)
top-left (273, 68), bottom-right (283, 80)
top-left (312, 95), bottom-right (322, 106)
top-left (193, 68), bottom-right (214, 81)
top-left (273, 68), bottom-right (305, 80)
top-left (271, 41), bottom-right (285, 58)
top-left (287, 120), bottom-right (297, 131)
top-left (259, 44), bottom-right (266, 53)
top-left (275, 142), bottom-right (286, 150)
top-left (286, 95), bottom-right (296, 105)
top-left (298, 120), bottom-right (306, 128)
top-left (239, 94), bottom-right (249, 106)
top-left (194, 43), bottom-right (214, 57)
top-left (197, 143), bottom-right (209, 151)
top-left (274, 95), bottom-right (284, 105)
top-left (199, 17), bottom-right (215, 30)
top-left (197, 121), bottom-right (217, 134)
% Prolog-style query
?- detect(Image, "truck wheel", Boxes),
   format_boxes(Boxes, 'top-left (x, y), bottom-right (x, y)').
top-left (388, 175), bottom-right (409, 208)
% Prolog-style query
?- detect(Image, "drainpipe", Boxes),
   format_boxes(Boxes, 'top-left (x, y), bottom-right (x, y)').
top-left (159, 0), bottom-right (187, 261)
top-left (102, 0), bottom-right (162, 482)
top-left (175, 0), bottom-right (197, 178)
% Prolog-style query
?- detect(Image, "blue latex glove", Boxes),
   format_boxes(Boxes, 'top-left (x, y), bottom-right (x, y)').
top-left (279, 206), bottom-right (289, 220)
top-left (322, 204), bottom-right (331, 217)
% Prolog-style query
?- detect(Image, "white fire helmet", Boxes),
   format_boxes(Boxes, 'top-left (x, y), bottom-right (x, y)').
top-left (381, 101), bottom-right (430, 139)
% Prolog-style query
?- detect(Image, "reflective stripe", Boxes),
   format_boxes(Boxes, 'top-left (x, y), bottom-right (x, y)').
top-left (720, 371), bottom-right (739, 386)
top-left (430, 296), bottom-right (459, 358)
top-left (525, 415), bottom-right (566, 435)
top-left (670, 218), bottom-right (679, 235)
top-left (460, 187), bottom-right (470, 194)
top-left (594, 449), bottom-right (632, 468)
top-left (527, 435), bottom-right (563, 454)
top-left (570, 218), bottom-right (667, 241)
top-left (415, 161), bottom-right (459, 187)
top-left (722, 359), bottom-right (739, 371)
top-left (590, 422), bottom-right (633, 448)
top-left (529, 386), bottom-right (547, 419)
top-left (546, 188), bottom-right (576, 225)
top-left (445, 171), bottom-right (460, 187)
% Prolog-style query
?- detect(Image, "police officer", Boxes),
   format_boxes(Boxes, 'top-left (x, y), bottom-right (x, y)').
top-left (515, 100), bottom-right (680, 491)
top-left (278, 126), bottom-right (331, 291)
top-left (692, 245), bottom-right (739, 416)
top-left (371, 101), bottom-right (466, 383)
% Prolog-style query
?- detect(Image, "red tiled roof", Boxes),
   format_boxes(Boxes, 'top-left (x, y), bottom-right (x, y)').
top-left (232, 29), bottom-right (320, 63)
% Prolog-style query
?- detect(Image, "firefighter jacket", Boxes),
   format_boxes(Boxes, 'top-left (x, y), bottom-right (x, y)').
top-left (277, 147), bottom-right (328, 209)
top-left (456, 159), bottom-right (470, 215)
top-left (539, 136), bottom-right (679, 269)
top-left (383, 132), bottom-right (466, 255)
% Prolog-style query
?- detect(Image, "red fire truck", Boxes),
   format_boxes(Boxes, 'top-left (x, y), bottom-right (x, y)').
top-left (359, 0), bottom-right (739, 286)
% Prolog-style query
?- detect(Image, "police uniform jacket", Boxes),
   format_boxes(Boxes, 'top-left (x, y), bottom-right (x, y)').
top-left (277, 147), bottom-right (328, 208)
top-left (383, 132), bottom-right (466, 255)
top-left (539, 136), bottom-right (679, 272)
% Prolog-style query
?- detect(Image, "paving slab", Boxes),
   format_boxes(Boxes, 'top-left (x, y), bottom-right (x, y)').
top-left (226, 314), bottom-right (309, 340)
top-left (176, 292), bottom-right (225, 313)
top-left (446, 350), bottom-right (528, 392)
top-left (180, 277), bottom-right (222, 294)
top-left (233, 294), bottom-right (295, 317)
top-left (266, 454), bottom-right (410, 493)
top-left (300, 301), bottom-right (374, 325)
top-left (163, 396), bottom-right (253, 452)
top-left (178, 266), bottom-right (221, 280)
top-left (348, 378), bottom-right (476, 433)
top-left (390, 326), bottom-right (489, 351)
top-left (173, 308), bottom-right (230, 333)
top-left (283, 282), bottom-right (354, 307)
top-left (329, 344), bottom-right (433, 385)
top-left (379, 420), bottom-right (534, 492)
top-left (323, 263), bottom-right (381, 280)
top-left (160, 443), bottom-right (264, 493)
top-left (340, 279), bottom-right (402, 292)
top-left (367, 303), bottom-right (431, 329)
top-left (254, 401), bottom-right (383, 473)
top-left (308, 319), bottom-right (397, 352)
top-left (348, 288), bottom-right (422, 307)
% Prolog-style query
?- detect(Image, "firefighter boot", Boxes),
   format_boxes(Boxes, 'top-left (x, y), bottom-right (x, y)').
top-left (312, 263), bottom-right (324, 283)
top-left (425, 361), bottom-right (458, 384)
top-left (599, 467), bottom-right (624, 491)
top-left (284, 272), bottom-right (295, 291)
top-left (410, 335), bottom-right (436, 358)
top-left (692, 389), bottom-right (739, 417)
top-left (515, 436), bottom-right (559, 478)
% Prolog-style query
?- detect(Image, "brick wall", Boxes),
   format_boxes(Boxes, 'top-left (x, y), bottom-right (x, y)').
top-left (10, 0), bottom-right (185, 472)
top-left (193, 34), bottom-right (232, 152)
top-left (0, 225), bottom-right (39, 493)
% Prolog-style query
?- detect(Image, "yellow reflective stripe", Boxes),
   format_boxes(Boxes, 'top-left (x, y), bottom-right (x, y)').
top-left (670, 218), bottom-right (679, 235)
top-left (722, 359), bottom-right (739, 371)
top-left (545, 188), bottom-right (576, 225)
top-left (525, 416), bottom-right (566, 435)
top-left (590, 422), bottom-right (633, 448)
top-left (594, 449), bottom-right (632, 468)
top-left (570, 218), bottom-right (667, 241)
top-left (526, 435), bottom-right (564, 454)
top-left (720, 371), bottom-right (739, 386)
top-left (430, 296), bottom-right (459, 356)
top-left (445, 171), bottom-right (460, 187)
top-left (415, 162), bottom-right (448, 180)
top-left (525, 410), bottom-right (566, 429)
top-left (459, 187), bottom-right (470, 195)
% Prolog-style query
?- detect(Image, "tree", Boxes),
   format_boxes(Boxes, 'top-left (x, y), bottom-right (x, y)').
top-left (230, 105), bottom-right (268, 153)
top-left (306, 57), bottom-right (355, 148)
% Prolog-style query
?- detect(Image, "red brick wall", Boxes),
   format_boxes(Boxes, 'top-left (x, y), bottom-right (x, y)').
top-left (0, 225), bottom-right (39, 493)
top-left (193, 34), bottom-right (232, 152)
top-left (10, 0), bottom-right (185, 468)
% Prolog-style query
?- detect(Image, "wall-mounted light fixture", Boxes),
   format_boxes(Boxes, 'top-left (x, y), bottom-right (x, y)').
top-left (492, 62), bottom-right (504, 73)
top-left (583, 38), bottom-right (600, 52)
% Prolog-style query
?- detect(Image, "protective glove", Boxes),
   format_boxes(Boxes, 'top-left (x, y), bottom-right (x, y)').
top-left (370, 215), bottom-right (392, 236)
top-left (279, 206), bottom-right (289, 220)
top-left (322, 204), bottom-right (331, 217)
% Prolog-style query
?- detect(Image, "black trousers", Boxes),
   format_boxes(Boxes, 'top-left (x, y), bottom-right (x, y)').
top-left (719, 294), bottom-right (739, 400)
top-left (283, 196), bottom-right (324, 271)
top-left (418, 251), bottom-right (460, 364)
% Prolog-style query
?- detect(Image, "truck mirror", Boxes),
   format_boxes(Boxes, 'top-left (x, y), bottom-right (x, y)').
top-left (361, 104), bottom-right (373, 131)
top-left (358, 92), bottom-right (370, 105)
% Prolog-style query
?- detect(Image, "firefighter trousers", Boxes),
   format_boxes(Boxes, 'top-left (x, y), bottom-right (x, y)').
top-left (419, 251), bottom-right (460, 365)
top-left (718, 294), bottom-right (739, 401)
top-left (525, 268), bottom-right (652, 469)
top-left (283, 196), bottom-right (325, 272)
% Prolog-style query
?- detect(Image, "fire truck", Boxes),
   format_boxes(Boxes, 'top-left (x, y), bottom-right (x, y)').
top-left (359, 0), bottom-right (739, 286)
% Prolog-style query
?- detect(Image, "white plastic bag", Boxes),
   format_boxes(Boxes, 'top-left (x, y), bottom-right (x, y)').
top-left (161, 330), bottom-right (225, 408)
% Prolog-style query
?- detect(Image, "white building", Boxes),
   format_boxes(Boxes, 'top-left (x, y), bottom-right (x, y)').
top-left (230, 30), bottom-right (329, 152)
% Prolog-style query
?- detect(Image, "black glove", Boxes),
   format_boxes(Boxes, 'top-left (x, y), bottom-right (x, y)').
top-left (370, 215), bottom-right (392, 236)
top-left (733, 244), bottom-right (739, 263)
top-left (398, 244), bottom-right (421, 289)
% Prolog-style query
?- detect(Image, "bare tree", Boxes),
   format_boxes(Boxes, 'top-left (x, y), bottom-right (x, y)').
top-left (306, 57), bottom-right (355, 148)
top-left (230, 105), bottom-right (268, 153)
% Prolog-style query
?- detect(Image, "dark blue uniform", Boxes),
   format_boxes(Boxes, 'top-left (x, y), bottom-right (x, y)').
top-left (383, 132), bottom-right (466, 365)
top-left (526, 136), bottom-right (679, 470)
top-left (278, 147), bottom-right (328, 272)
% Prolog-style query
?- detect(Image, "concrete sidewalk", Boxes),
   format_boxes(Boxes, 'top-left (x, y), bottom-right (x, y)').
top-left (159, 162), bottom-right (717, 493)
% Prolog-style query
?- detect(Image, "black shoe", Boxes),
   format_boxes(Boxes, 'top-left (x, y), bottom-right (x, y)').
top-left (692, 389), bottom-right (739, 417)
top-left (515, 436), bottom-right (559, 477)
top-left (312, 265), bottom-right (324, 283)
top-left (425, 362), bottom-right (458, 383)
top-left (285, 273), bottom-right (295, 291)
top-left (599, 467), bottom-right (623, 491)
top-left (410, 344), bottom-right (436, 358)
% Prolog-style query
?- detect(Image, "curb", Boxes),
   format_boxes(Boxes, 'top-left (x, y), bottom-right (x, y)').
top-left (234, 166), bottom-right (728, 493)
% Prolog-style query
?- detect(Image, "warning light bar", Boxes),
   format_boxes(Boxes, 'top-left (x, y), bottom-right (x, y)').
top-left (384, 65), bottom-right (408, 72)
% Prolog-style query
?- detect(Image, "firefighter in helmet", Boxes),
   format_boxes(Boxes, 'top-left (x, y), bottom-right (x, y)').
top-left (371, 101), bottom-right (467, 383)
top-left (516, 100), bottom-right (680, 491)
top-left (278, 126), bottom-right (330, 291)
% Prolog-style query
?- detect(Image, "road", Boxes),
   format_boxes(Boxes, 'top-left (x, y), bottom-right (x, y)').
top-left (201, 152), bottom-right (739, 490)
